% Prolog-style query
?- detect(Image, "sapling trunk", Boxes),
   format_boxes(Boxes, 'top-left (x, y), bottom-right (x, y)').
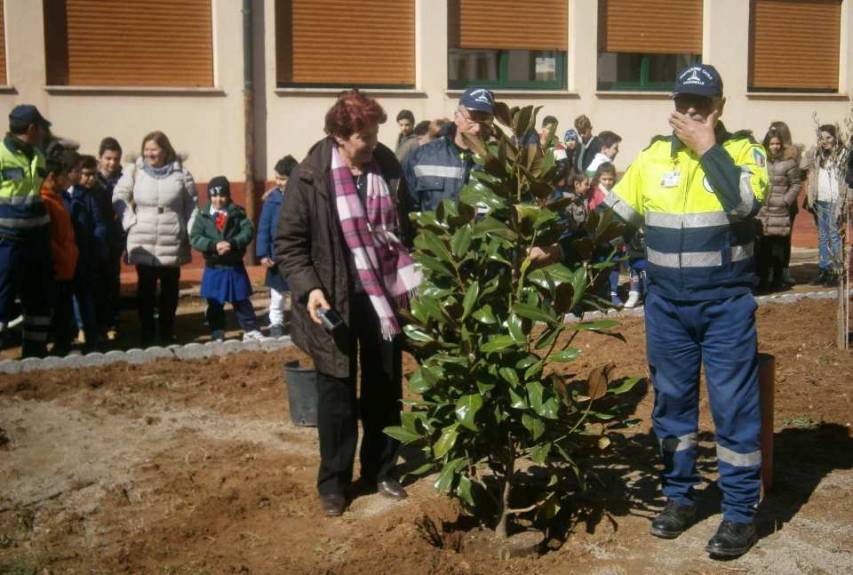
top-left (494, 441), bottom-right (516, 539)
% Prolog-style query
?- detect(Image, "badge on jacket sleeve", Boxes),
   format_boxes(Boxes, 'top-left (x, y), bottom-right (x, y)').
top-left (753, 148), bottom-right (766, 168)
top-left (661, 171), bottom-right (681, 188)
top-left (1, 167), bottom-right (24, 181)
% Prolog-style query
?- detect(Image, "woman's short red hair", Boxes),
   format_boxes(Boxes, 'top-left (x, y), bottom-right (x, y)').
top-left (324, 90), bottom-right (387, 139)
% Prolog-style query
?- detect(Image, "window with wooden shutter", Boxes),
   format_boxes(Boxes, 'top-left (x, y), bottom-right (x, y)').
top-left (0, 1), bottom-right (6, 85)
top-left (276, 0), bottom-right (415, 88)
top-left (44, 0), bottom-right (214, 88)
top-left (749, 0), bottom-right (841, 92)
top-left (448, 0), bottom-right (568, 90)
top-left (597, 0), bottom-right (702, 91)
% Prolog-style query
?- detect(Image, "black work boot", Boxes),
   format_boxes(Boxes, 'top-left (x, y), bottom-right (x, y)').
top-left (705, 520), bottom-right (756, 558)
top-left (650, 500), bottom-right (697, 539)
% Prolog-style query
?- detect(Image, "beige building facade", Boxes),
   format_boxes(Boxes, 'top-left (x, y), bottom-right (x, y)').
top-left (0, 0), bottom-right (851, 188)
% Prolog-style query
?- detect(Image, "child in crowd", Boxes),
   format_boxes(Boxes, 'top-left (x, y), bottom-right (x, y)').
top-left (257, 156), bottom-right (297, 337)
top-left (588, 162), bottom-right (616, 212)
top-left (42, 143), bottom-right (80, 356)
top-left (191, 176), bottom-right (265, 342)
top-left (585, 131), bottom-right (622, 177)
top-left (94, 137), bottom-right (124, 339)
top-left (64, 155), bottom-right (108, 351)
top-left (589, 162), bottom-right (624, 306)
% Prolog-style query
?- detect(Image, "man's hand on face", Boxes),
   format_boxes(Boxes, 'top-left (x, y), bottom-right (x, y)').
top-left (669, 108), bottom-right (719, 157)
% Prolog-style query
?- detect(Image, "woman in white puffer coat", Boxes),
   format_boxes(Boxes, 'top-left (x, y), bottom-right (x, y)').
top-left (113, 131), bottom-right (198, 345)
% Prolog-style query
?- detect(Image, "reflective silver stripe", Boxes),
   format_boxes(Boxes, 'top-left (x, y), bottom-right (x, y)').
top-left (0, 195), bottom-right (42, 206)
top-left (646, 211), bottom-right (731, 229)
top-left (413, 165), bottom-right (465, 179)
top-left (731, 242), bottom-right (754, 262)
top-left (660, 432), bottom-right (698, 453)
top-left (24, 315), bottom-right (52, 327)
top-left (604, 191), bottom-right (643, 226)
top-left (647, 247), bottom-right (722, 268)
top-left (0, 214), bottom-right (50, 228)
top-left (647, 247), bottom-right (680, 268)
top-left (717, 444), bottom-right (761, 467)
top-left (730, 168), bottom-right (758, 217)
top-left (682, 250), bottom-right (722, 267)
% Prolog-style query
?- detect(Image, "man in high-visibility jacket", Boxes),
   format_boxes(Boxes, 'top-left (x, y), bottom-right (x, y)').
top-left (0, 105), bottom-right (53, 357)
top-left (604, 65), bottom-right (768, 559)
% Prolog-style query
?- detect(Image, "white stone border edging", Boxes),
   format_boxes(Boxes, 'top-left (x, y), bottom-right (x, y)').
top-left (0, 288), bottom-right (849, 375)
top-left (0, 336), bottom-right (294, 375)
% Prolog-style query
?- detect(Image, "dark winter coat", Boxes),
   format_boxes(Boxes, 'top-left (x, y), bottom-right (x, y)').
top-left (62, 185), bottom-right (108, 279)
top-left (190, 202), bottom-right (254, 267)
top-left (275, 137), bottom-right (406, 378)
top-left (256, 187), bottom-right (287, 291)
top-left (758, 145), bottom-right (800, 237)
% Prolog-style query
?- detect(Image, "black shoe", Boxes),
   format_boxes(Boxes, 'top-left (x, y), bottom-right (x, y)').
top-left (377, 478), bottom-right (408, 500)
top-left (810, 271), bottom-right (828, 286)
top-left (320, 493), bottom-right (347, 517)
top-left (650, 500), bottom-right (696, 539)
top-left (268, 324), bottom-right (284, 338)
top-left (823, 272), bottom-right (839, 287)
top-left (706, 520), bottom-right (756, 559)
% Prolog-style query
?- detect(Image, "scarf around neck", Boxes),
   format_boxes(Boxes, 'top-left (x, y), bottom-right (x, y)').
top-left (330, 145), bottom-right (421, 340)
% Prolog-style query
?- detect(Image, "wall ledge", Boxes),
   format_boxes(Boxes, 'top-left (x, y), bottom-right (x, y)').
top-left (45, 85), bottom-right (227, 97)
top-left (746, 92), bottom-right (850, 101)
top-left (275, 88), bottom-right (428, 98)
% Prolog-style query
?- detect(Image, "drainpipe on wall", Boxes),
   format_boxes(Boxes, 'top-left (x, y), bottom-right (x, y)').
top-left (243, 0), bottom-right (257, 264)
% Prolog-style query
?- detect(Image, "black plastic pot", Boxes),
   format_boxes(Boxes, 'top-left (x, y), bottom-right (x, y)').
top-left (283, 360), bottom-right (318, 427)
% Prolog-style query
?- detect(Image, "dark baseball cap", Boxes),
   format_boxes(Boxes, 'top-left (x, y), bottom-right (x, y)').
top-left (673, 64), bottom-right (724, 98)
top-left (9, 104), bottom-right (51, 129)
top-left (459, 88), bottom-right (494, 114)
top-left (207, 175), bottom-right (230, 197)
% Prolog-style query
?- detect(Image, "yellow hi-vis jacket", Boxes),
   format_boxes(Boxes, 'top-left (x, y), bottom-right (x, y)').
top-left (605, 123), bottom-right (768, 301)
top-left (0, 134), bottom-right (49, 238)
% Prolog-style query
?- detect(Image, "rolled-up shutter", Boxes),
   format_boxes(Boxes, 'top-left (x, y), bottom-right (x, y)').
top-left (750, 0), bottom-right (840, 91)
top-left (0, 2), bottom-right (6, 85)
top-left (600, 0), bottom-right (702, 55)
top-left (44, 0), bottom-right (214, 87)
top-left (276, 0), bottom-right (415, 87)
top-left (450, 0), bottom-right (567, 51)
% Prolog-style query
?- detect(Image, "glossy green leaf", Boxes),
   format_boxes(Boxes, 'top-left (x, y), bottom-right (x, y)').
top-left (461, 282), bottom-right (480, 320)
top-left (608, 376), bottom-right (643, 395)
top-left (434, 457), bottom-right (464, 492)
top-left (451, 224), bottom-right (473, 258)
top-left (403, 324), bottom-right (435, 343)
top-left (530, 442), bottom-right (551, 465)
top-left (498, 367), bottom-right (520, 387)
top-left (572, 320), bottom-right (620, 332)
top-left (480, 335), bottom-right (517, 353)
top-left (526, 381), bottom-right (545, 414)
top-left (420, 230), bottom-right (454, 264)
top-left (522, 413), bottom-right (545, 440)
top-left (455, 394), bottom-right (483, 431)
top-left (512, 302), bottom-right (556, 325)
top-left (456, 475), bottom-right (475, 507)
top-left (546, 348), bottom-right (582, 363)
top-left (433, 423), bottom-right (460, 459)
top-left (383, 425), bottom-right (421, 444)
top-left (471, 304), bottom-right (497, 325)
top-left (509, 387), bottom-right (528, 409)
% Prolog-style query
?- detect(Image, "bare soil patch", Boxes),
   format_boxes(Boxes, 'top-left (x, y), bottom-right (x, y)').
top-left (0, 298), bottom-right (851, 574)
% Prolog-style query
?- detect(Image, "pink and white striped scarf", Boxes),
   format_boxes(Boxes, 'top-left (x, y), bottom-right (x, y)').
top-left (331, 145), bottom-right (421, 340)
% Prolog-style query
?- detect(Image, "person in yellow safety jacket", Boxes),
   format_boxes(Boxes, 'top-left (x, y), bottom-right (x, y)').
top-left (0, 105), bottom-right (53, 357)
top-left (604, 64), bottom-right (769, 560)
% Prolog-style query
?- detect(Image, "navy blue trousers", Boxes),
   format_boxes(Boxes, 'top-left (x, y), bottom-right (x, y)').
top-left (645, 290), bottom-right (761, 523)
top-left (0, 236), bottom-right (52, 357)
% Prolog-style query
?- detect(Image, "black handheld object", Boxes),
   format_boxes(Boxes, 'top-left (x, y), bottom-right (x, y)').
top-left (317, 308), bottom-right (344, 332)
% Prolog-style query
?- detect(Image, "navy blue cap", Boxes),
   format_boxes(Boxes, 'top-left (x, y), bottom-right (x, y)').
top-left (9, 104), bottom-right (51, 129)
top-left (563, 128), bottom-right (579, 143)
top-left (673, 64), bottom-right (723, 98)
top-left (459, 88), bottom-right (494, 114)
top-left (207, 175), bottom-right (230, 197)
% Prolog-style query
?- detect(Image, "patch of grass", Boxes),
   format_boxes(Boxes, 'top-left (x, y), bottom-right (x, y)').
top-left (782, 415), bottom-right (820, 429)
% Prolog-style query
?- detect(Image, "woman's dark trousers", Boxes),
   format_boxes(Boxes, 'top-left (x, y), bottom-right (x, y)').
top-left (315, 293), bottom-right (402, 497)
top-left (136, 264), bottom-right (180, 343)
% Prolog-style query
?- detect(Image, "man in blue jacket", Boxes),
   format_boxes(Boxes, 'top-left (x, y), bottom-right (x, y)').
top-left (402, 88), bottom-right (495, 232)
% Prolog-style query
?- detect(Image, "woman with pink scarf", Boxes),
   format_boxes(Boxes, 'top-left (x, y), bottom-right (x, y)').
top-left (276, 90), bottom-right (421, 518)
